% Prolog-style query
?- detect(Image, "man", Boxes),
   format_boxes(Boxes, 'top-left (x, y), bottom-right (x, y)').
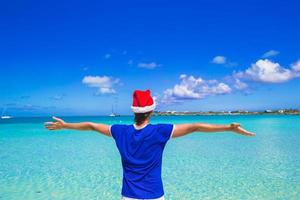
top-left (45, 89), bottom-right (255, 200)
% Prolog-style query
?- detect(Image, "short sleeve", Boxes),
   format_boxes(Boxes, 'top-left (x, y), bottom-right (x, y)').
top-left (110, 124), bottom-right (122, 140)
top-left (157, 124), bottom-right (175, 143)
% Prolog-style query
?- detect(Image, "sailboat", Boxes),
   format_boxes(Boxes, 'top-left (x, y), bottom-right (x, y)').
top-left (1, 107), bottom-right (12, 119)
top-left (109, 105), bottom-right (120, 117)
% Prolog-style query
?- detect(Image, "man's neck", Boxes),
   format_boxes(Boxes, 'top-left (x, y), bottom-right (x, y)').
top-left (134, 120), bottom-right (149, 129)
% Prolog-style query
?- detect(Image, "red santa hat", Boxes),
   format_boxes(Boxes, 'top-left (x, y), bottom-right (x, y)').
top-left (131, 89), bottom-right (156, 113)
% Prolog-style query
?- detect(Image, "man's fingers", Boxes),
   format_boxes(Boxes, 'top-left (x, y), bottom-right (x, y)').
top-left (246, 132), bottom-right (256, 136)
top-left (45, 122), bottom-right (55, 127)
top-left (244, 132), bottom-right (255, 136)
top-left (44, 122), bottom-right (59, 130)
top-left (52, 116), bottom-right (63, 123)
top-left (45, 125), bottom-right (55, 129)
top-left (46, 126), bottom-right (57, 130)
top-left (45, 118), bottom-right (63, 131)
top-left (237, 127), bottom-right (256, 136)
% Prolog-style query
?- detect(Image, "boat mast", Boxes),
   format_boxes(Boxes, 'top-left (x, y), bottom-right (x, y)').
top-left (1, 107), bottom-right (6, 117)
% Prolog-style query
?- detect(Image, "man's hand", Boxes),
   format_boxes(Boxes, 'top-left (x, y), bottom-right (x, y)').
top-left (230, 123), bottom-right (255, 136)
top-left (45, 117), bottom-right (66, 130)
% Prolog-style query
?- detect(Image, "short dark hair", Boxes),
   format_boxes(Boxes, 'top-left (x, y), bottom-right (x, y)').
top-left (134, 111), bottom-right (152, 125)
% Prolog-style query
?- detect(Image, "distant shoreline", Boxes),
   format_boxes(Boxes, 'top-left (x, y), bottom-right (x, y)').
top-left (153, 109), bottom-right (300, 116)
top-left (153, 113), bottom-right (300, 116)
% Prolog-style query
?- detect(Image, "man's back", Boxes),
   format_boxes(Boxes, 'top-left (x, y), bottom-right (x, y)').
top-left (110, 123), bottom-right (175, 199)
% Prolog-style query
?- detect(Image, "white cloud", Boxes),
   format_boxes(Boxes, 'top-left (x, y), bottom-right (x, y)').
top-left (292, 60), bottom-right (300, 71)
top-left (234, 78), bottom-right (248, 90)
top-left (138, 62), bottom-right (161, 69)
top-left (212, 56), bottom-right (226, 64)
top-left (161, 74), bottom-right (231, 104)
top-left (82, 75), bottom-right (119, 94)
top-left (261, 50), bottom-right (280, 58)
top-left (237, 59), bottom-right (294, 83)
top-left (104, 54), bottom-right (111, 59)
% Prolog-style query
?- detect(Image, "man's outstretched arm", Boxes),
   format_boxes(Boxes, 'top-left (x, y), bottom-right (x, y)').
top-left (172, 122), bottom-right (255, 138)
top-left (45, 117), bottom-right (111, 137)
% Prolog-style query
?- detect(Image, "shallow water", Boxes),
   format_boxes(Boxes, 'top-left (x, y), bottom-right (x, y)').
top-left (0, 115), bottom-right (300, 199)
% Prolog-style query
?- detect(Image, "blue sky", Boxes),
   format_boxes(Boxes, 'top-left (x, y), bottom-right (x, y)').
top-left (1, 0), bottom-right (300, 116)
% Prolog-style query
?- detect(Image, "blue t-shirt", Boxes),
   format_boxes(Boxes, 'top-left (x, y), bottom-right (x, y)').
top-left (110, 123), bottom-right (175, 199)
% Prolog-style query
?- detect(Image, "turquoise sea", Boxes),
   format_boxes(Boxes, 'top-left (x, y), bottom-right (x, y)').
top-left (0, 115), bottom-right (300, 200)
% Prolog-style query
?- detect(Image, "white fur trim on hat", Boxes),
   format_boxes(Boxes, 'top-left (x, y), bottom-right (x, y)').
top-left (131, 102), bottom-right (156, 113)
